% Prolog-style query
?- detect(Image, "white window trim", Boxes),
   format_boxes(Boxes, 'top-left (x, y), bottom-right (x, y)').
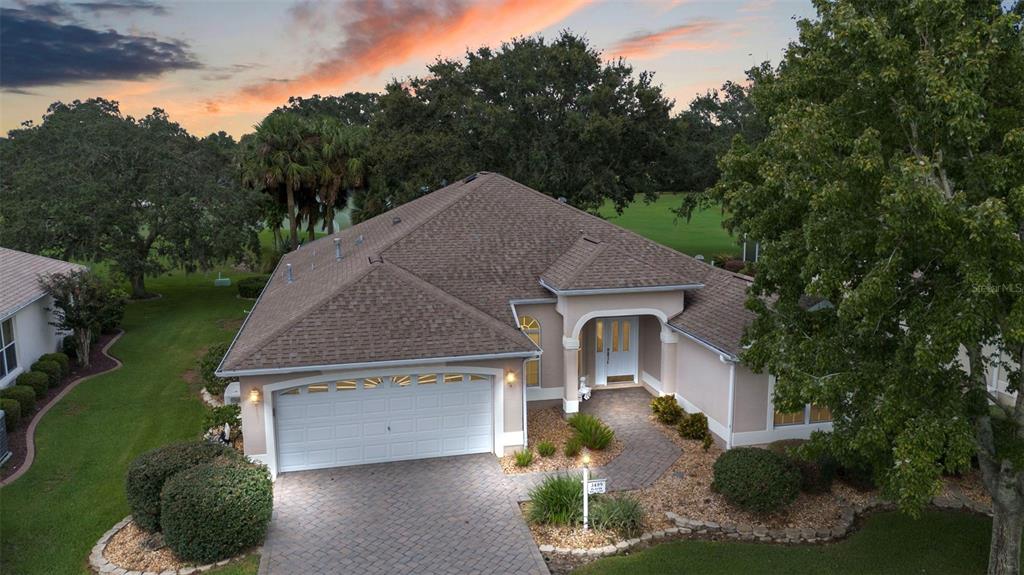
top-left (766, 375), bottom-right (835, 429)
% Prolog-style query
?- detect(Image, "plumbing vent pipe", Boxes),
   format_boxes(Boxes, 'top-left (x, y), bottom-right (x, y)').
top-left (334, 237), bottom-right (343, 261)
top-left (286, 263), bottom-right (294, 283)
top-left (356, 235), bottom-right (364, 246)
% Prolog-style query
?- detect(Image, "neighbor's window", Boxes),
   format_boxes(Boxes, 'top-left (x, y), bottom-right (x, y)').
top-left (0, 318), bottom-right (15, 379)
top-left (520, 316), bottom-right (541, 387)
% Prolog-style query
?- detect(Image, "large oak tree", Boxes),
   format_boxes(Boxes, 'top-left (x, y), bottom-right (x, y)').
top-left (710, 1), bottom-right (1024, 572)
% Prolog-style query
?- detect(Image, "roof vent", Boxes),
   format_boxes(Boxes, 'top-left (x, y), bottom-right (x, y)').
top-left (334, 237), bottom-right (343, 261)
top-left (355, 234), bottom-right (364, 246)
top-left (694, 254), bottom-right (705, 262)
top-left (463, 173), bottom-right (478, 183)
top-left (286, 263), bottom-right (294, 283)
top-left (557, 197), bottom-right (567, 203)
top-left (392, 216), bottom-right (402, 225)
top-left (368, 255), bottom-right (383, 264)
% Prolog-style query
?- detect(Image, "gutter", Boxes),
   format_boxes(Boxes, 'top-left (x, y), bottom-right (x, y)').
top-left (214, 254), bottom-right (286, 379)
top-left (538, 278), bottom-right (704, 297)
top-left (666, 323), bottom-right (739, 362)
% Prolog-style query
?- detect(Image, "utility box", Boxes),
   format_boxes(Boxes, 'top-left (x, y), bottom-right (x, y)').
top-left (214, 272), bottom-right (231, 287)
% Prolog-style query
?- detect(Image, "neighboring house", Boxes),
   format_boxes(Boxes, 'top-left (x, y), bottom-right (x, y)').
top-left (0, 248), bottom-right (85, 389)
top-left (218, 173), bottom-right (834, 477)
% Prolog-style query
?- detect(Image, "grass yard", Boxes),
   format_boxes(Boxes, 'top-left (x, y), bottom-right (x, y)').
top-left (0, 271), bottom-right (257, 575)
top-left (574, 510), bottom-right (994, 575)
top-left (598, 193), bottom-right (740, 258)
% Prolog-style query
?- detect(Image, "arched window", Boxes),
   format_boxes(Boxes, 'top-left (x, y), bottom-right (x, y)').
top-left (520, 315), bottom-right (541, 387)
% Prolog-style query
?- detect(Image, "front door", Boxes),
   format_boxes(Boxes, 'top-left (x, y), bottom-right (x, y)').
top-left (594, 316), bottom-right (638, 386)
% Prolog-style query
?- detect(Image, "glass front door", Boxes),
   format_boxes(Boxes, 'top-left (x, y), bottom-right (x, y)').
top-left (594, 316), bottom-right (638, 386)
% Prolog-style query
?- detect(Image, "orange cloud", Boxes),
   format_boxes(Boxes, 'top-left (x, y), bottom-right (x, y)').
top-left (609, 20), bottom-right (724, 60)
top-left (232, 0), bottom-right (588, 107)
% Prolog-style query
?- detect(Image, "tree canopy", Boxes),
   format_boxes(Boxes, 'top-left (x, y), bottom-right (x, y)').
top-left (709, 1), bottom-right (1024, 572)
top-left (0, 99), bottom-right (262, 297)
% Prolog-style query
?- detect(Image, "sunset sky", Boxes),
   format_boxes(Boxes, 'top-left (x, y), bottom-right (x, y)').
top-left (0, 0), bottom-right (817, 138)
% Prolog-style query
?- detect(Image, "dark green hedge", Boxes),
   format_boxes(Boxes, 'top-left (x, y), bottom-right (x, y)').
top-left (17, 371), bottom-right (49, 398)
top-left (161, 460), bottom-right (274, 563)
top-left (198, 343), bottom-right (231, 396)
top-left (125, 442), bottom-right (240, 532)
top-left (1, 398), bottom-right (21, 431)
top-left (0, 385), bottom-right (36, 414)
top-left (38, 352), bottom-right (71, 377)
top-left (712, 447), bottom-right (800, 514)
top-left (237, 276), bottom-right (269, 299)
top-left (31, 359), bottom-right (62, 388)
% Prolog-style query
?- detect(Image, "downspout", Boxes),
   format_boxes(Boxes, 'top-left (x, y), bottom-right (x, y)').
top-left (720, 354), bottom-right (736, 449)
top-left (522, 363), bottom-right (528, 449)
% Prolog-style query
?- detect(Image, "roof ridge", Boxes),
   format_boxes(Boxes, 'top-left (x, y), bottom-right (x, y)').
top-left (555, 235), bottom-right (607, 287)
top-left (382, 261), bottom-right (535, 351)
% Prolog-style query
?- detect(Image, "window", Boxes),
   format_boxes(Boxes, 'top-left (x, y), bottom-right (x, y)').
top-left (520, 315), bottom-right (542, 388)
top-left (307, 383), bottom-right (329, 393)
top-left (1, 318), bottom-right (16, 379)
top-left (392, 375), bottom-right (412, 387)
top-left (417, 374), bottom-right (437, 385)
top-left (469, 374), bottom-right (489, 382)
top-left (773, 404), bottom-right (833, 427)
top-left (443, 373), bottom-right (464, 384)
top-left (363, 377), bottom-right (382, 389)
top-left (773, 408), bottom-right (806, 427)
top-left (280, 387), bottom-right (300, 395)
top-left (809, 404), bottom-right (832, 423)
top-left (336, 380), bottom-right (357, 390)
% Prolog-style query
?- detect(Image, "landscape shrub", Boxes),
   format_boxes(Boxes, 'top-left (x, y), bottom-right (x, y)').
top-left (702, 434), bottom-right (714, 451)
top-left (568, 413), bottom-right (614, 450)
top-left (537, 440), bottom-right (556, 457)
top-left (199, 343), bottom-right (231, 396)
top-left (564, 436), bottom-right (582, 457)
top-left (161, 460), bottom-right (273, 564)
top-left (97, 287), bottom-right (129, 333)
top-left (39, 352), bottom-right (71, 377)
top-left (792, 456), bottom-right (837, 494)
top-left (677, 412), bottom-right (710, 441)
top-left (590, 495), bottom-right (645, 537)
top-left (237, 276), bottom-right (269, 299)
top-left (650, 395), bottom-right (683, 425)
top-left (17, 371), bottom-right (50, 399)
top-left (62, 334), bottom-right (78, 360)
top-left (31, 359), bottom-right (62, 388)
top-left (514, 449), bottom-right (534, 467)
top-left (527, 474), bottom-right (583, 526)
top-left (125, 441), bottom-right (240, 532)
top-left (0, 385), bottom-right (36, 414)
top-left (1, 399), bottom-right (21, 431)
top-left (838, 462), bottom-right (877, 492)
top-left (204, 404), bottom-right (241, 430)
top-left (712, 447), bottom-right (800, 514)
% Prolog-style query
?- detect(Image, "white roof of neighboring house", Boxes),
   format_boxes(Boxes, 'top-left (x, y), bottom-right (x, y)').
top-left (0, 247), bottom-right (87, 321)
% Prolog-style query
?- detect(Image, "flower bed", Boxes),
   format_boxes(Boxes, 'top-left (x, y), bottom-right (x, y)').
top-left (499, 407), bottom-right (622, 474)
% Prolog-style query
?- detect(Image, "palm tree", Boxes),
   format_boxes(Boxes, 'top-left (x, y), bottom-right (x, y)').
top-left (313, 118), bottom-right (368, 234)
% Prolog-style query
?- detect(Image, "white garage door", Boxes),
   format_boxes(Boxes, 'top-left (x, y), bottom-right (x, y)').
top-left (274, 372), bottom-right (494, 472)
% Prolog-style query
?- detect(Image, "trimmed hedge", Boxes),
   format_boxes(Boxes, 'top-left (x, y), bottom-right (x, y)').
top-left (38, 352), bottom-right (71, 377)
top-left (204, 404), bottom-right (241, 430)
top-left (568, 413), bottom-right (614, 450)
top-left (198, 343), bottom-right (231, 397)
top-left (161, 461), bottom-right (274, 563)
top-left (17, 371), bottom-right (50, 399)
top-left (651, 395), bottom-right (684, 425)
top-left (712, 447), bottom-right (800, 514)
top-left (31, 360), bottom-right (62, 388)
top-left (125, 442), bottom-right (240, 532)
top-left (237, 276), bottom-right (269, 299)
top-left (0, 385), bottom-right (36, 414)
top-left (1, 398), bottom-right (21, 431)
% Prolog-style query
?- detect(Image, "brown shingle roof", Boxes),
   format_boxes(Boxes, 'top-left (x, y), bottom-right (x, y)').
top-left (221, 173), bottom-right (751, 372)
top-left (0, 247), bottom-right (87, 320)
top-left (669, 268), bottom-right (756, 356)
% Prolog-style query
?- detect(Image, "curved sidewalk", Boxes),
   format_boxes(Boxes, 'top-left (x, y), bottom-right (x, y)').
top-left (1, 331), bottom-right (124, 487)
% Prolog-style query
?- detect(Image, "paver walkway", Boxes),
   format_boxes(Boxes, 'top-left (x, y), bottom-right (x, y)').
top-left (509, 387), bottom-right (681, 500)
top-left (261, 454), bottom-right (548, 575)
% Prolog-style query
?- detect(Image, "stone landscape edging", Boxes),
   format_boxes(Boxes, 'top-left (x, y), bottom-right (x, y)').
top-left (538, 493), bottom-right (994, 559)
top-left (89, 516), bottom-right (254, 575)
top-left (1, 330), bottom-right (125, 487)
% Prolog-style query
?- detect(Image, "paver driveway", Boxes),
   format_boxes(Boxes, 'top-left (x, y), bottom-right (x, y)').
top-left (261, 454), bottom-right (549, 575)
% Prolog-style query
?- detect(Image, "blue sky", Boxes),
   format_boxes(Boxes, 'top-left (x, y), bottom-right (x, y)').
top-left (0, 0), bottom-right (817, 137)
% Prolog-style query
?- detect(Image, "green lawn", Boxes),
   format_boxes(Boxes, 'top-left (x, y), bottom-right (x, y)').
top-left (0, 271), bottom-right (257, 575)
top-left (598, 193), bottom-right (740, 258)
top-left (575, 510), bottom-right (993, 575)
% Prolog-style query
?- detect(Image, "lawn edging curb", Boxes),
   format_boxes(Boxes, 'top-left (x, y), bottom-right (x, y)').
top-left (89, 516), bottom-right (253, 575)
top-left (538, 492), bottom-right (994, 560)
top-left (1, 330), bottom-right (125, 487)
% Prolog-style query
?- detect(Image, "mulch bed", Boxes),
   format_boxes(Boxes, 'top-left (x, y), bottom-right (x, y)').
top-left (105, 521), bottom-right (187, 572)
top-left (0, 331), bottom-right (119, 482)
top-left (500, 406), bottom-right (622, 474)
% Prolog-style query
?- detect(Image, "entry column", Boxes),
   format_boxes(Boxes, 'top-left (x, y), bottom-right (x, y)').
top-left (660, 324), bottom-right (679, 396)
top-left (563, 336), bottom-right (580, 414)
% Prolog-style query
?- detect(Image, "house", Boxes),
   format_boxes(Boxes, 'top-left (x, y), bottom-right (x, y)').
top-left (0, 248), bottom-right (85, 389)
top-left (217, 173), bottom-right (834, 477)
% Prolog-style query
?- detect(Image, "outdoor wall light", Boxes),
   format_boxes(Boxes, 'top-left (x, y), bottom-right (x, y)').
top-left (249, 388), bottom-right (261, 404)
top-left (505, 370), bottom-right (517, 385)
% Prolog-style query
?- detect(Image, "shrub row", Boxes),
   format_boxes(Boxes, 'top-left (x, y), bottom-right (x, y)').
top-left (0, 385), bottom-right (35, 415)
top-left (650, 395), bottom-right (684, 425)
top-left (0, 353), bottom-right (73, 431)
top-left (237, 276), bottom-right (269, 299)
top-left (1, 398), bottom-right (21, 431)
top-left (198, 343), bottom-right (232, 397)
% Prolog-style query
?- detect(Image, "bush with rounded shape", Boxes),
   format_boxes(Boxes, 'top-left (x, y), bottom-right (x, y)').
top-left (536, 440), bottom-right (556, 457)
top-left (17, 371), bottom-right (50, 399)
top-left (677, 412), bottom-right (710, 441)
top-left (590, 495), bottom-right (645, 537)
top-left (527, 474), bottom-right (583, 526)
top-left (237, 276), bottom-right (269, 299)
top-left (39, 352), bottom-right (71, 377)
top-left (0, 385), bottom-right (36, 414)
top-left (161, 461), bottom-right (273, 564)
top-left (1, 398), bottom-right (22, 431)
top-left (712, 448), bottom-right (800, 514)
top-left (650, 395), bottom-right (683, 425)
top-left (204, 404), bottom-right (241, 430)
top-left (564, 436), bottom-right (582, 457)
top-left (568, 413), bottom-right (614, 450)
top-left (514, 449), bottom-right (534, 467)
top-left (31, 360), bottom-right (62, 388)
top-left (125, 441), bottom-right (240, 532)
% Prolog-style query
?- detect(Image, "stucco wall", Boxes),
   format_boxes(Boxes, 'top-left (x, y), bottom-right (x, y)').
top-left (639, 315), bottom-right (661, 381)
top-left (558, 291), bottom-right (685, 338)
top-left (515, 303), bottom-right (563, 390)
top-left (675, 337), bottom-right (730, 426)
top-left (732, 364), bottom-right (770, 433)
top-left (1, 297), bottom-right (62, 389)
